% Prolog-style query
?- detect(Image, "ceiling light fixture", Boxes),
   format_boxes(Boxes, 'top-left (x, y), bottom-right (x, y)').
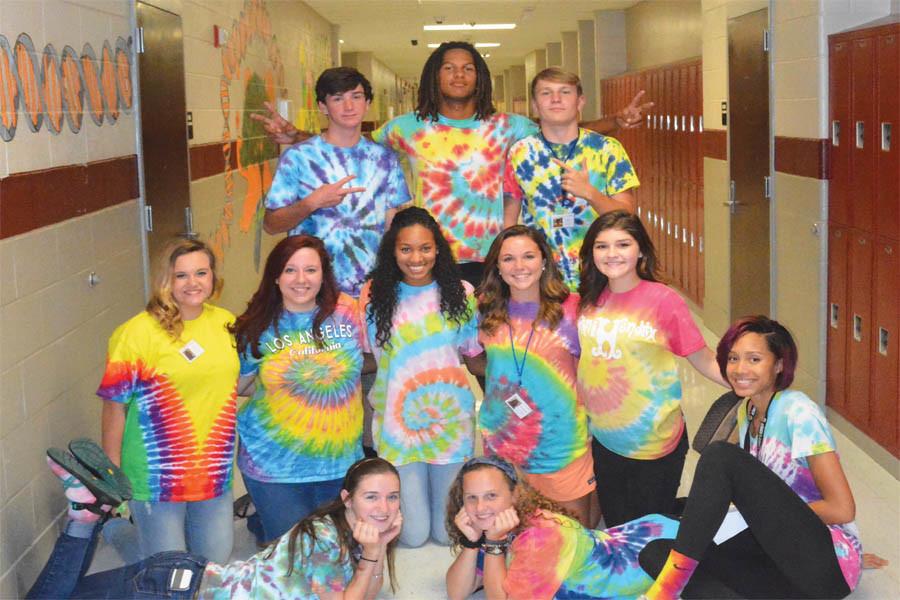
top-left (428, 42), bottom-right (501, 49)
top-left (423, 23), bottom-right (516, 31)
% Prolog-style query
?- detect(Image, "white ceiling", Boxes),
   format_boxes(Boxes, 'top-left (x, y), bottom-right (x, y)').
top-left (306, 0), bottom-right (638, 80)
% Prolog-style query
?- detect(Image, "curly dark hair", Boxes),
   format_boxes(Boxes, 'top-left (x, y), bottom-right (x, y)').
top-left (444, 459), bottom-right (575, 555)
top-left (415, 41), bottom-right (495, 122)
top-left (578, 210), bottom-right (659, 313)
top-left (478, 225), bottom-right (569, 336)
top-left (366, 207), bottom-right (471, 348)
top-left (231, 235), bottom-right (339, 358)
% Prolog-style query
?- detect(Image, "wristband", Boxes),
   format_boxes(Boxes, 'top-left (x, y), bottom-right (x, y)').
top-left (460, 532), bottom-right (486, 549)
top-left (482, 539), bottom-right (508, 555)
top-left (359, 556), bottom-right (378, 563)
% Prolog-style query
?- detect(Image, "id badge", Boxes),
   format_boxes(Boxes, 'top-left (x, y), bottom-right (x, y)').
top-left (504, 392), bottom-right (533, 419)
top-left (179, 340), bottom-right (205, 363)
top-left (552, 212), bottom-right (575, 229)
top-left (168, 567), bottom-right (194, 591)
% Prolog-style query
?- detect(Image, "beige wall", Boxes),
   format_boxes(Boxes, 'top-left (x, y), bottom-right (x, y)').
top-left (524, 49), bottom-right (547, 117)
top-left (626, 0), bottom-right (702, 71)
top-left (183, 0), bottom-right (336, 314)
top-left (0, 1), bottom-right (143, 594)
top-left (343, 51), bottom-right (413, 124)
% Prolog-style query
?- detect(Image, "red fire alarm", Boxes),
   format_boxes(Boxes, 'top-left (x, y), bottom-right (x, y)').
top-left (213, 25), bottom-right (229, 48)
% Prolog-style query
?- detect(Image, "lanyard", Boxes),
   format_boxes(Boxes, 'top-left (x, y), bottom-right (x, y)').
top-left (742, 393), bottom-right (775, 458)
top-left (539, 131), bottom-right (580, 208)
top-left (508, 323), bottom-right (536, 387)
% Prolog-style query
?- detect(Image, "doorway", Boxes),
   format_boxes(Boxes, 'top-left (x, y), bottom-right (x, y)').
top-left (136, 1), bottom-right (192, 261)
top-left (727, 8), bottom-right (771, 318)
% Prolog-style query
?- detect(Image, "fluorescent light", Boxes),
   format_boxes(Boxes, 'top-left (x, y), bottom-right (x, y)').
top-left (424, 23), bottom-right (515, 31)
top-left (339, 39), bottom-right (345, 44)
top-left (428, 42), bottom-right (501, 49)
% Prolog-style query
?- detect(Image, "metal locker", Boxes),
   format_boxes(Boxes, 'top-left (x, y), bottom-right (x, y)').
top-left (870, 238), bottom-right (899, 454)
top-left (850, 37), bottom-right (877, 232)
top-left (846, 228), bottom-right (874, 428)
top-left (827, 226), bottom-right (850, 413)
top-left (829, 39), bottom-right (852, 227)
top-left (876, 32), bottom-right (899, 242)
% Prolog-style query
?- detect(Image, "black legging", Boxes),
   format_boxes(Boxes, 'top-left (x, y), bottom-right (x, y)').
top-left (639, 441), bottom-right (852, 599)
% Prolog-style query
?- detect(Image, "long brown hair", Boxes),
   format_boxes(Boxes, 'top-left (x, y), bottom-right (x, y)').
top-left (232, 235), bottom-right (339, 358)
top-left (146, 237), bottom-right (222, 340)
top-left (283, 457), bottom-right (400, 591)
top-left (444, 458), bottom-right (574, 554)
top-left (578, 210), bottom-right (659, 313)
top-left (478, 226), bottom-right (569, 335)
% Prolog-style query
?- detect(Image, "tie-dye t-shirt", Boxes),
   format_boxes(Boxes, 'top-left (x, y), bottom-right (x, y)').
top-left (359, 280), bottom-right (481, 466)
top-left (737, 390), bottom-right (862, 590)
top-left (199, 516), bottom-right (354, 599)
top-left (478, 294), bottom-right (588, 474)
top-left (237, 294), bottom-right (364, 483)
top-left (577, 281), bottom-right (706, 460)
top-left (97, 305), bottom-right (239, 502)
top-left (503, 511), bottom-right (679, 600)
top-left (372, 112), bottom-right (538, 263)
top-left (505, 130), bottom-right (639, 290)
top-left (265, 135), bottom-right (410, 297)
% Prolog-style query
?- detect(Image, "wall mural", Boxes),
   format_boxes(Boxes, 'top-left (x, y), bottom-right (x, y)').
top-left (0, 34), bottom-right (133, 142)
top-left (211, 0), bottom-right (331, 270)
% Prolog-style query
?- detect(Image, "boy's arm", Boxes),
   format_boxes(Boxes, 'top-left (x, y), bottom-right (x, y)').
top-left (581, 90), bottom-right (654, 135)
top-left (552, 158), bottom-right (635, 215)
top-left (263, 175), bottom-right (367, 234)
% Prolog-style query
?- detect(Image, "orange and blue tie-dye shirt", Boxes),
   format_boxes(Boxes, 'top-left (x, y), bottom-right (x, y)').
top-left (237, 294), bottom-right (364, 483)
top-left (97, 305), bottom-right (239, 502)
top-left (503, 511), bottom-right (679, 599)
top-left (373, 112), bottom-right (538, 263)
top-left (478, 295), bottom-right (588, 474)
top-left (359, 280), bottom-right (481, 466)
top-left (577, 281), bottom-right (706, 459)
top-left (737, 390), bottom-right (862, 590)
top-left (505, 130), bottom-right (639, 290)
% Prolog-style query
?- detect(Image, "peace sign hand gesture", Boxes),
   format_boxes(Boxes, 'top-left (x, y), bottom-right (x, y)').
top-left (310, 175), bottom-right (367, 210)
top-left (552, 157), bottom-right (598, 202)
top-left (615, 90), bottom-right (654, 130)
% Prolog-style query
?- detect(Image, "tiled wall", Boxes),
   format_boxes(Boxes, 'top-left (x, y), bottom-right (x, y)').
top-left (0, 0), bottom-right (143, 595)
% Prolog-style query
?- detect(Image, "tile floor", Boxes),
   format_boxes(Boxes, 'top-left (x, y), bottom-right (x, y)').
top-left (91, 322), bottom-right (899, 599)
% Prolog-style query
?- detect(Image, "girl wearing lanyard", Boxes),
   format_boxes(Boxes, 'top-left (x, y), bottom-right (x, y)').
top-left (642, 316), bottom-right (862, 599)
top-left (576, 211), bottom-right (728, 528)
top-left (469, 225), bottom-right (594, 526)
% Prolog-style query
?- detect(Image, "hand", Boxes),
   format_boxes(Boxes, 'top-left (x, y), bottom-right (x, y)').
top-left (379, 512), bottom-right (403, 546)
top-left (310, 175), bottom-right (366, 210)
top-left (250, 100), bottom-right (300, 145)
top-left (615, 90), bottom-right (654, 130)
top-left (352, 519), bottom-right (384, 559)
top-left (454, 507), bottom-right (482, 543)
top-left (485, 507), bottom-right (519, 541)
top-left (552, 157), bottom-right (597, 201)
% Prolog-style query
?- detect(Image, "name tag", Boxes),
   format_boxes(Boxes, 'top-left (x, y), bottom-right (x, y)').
top-left (179, 340), bottom-right (205, 363)
top-left (552, 213), bottom-right (575, 229)
top-left (505, 392), bottom-right (533, 419)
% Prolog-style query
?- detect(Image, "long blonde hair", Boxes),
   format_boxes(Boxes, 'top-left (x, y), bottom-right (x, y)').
top-left (146, 238), bottom-right (222, 339)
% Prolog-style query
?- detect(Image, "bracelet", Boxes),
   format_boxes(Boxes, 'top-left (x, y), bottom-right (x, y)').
top-left (482, 539), bottom-right (508, 555)
top-left (359, 556), bottom-right (378, 563)
top-left (460, 532), bottom-right (486, 549)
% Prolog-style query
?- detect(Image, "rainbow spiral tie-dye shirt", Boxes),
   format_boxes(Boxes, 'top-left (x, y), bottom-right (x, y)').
top-left (479, 294), bottom-right (588, 474)
top-left (237, 294), bottom-right (364, 483)
top-left (97, 305), bottom-right (239, 502)
top-left (360, 280), bottom-right (481, 466)
top-left (737, 390), bottom-right (863, 590)
top-left (265, 135), bottom-right (410, 297)
top-left (200, 516), bottom-right (354, 599)
top-left (577, 281), bottom-right (706, 459)
top-left (505, 129), bottom-right (639, 290)
top-left (503, 511), bottom-right (679, 599)
top-left (373, 111), bottom-right (538, 263)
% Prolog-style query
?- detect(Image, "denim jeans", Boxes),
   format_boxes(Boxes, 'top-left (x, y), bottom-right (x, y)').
top-left (27, 522), bottom-right (207, 599)
top-left (396, 461), bottom-right (463, 547)
top-left (242, 472), bottom-right (343, 542)
top-left (129, 490), bottom-right (233, 564)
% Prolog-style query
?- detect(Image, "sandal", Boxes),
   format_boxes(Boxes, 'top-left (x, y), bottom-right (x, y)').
top-left (692, 391), bottom-right (742, 453)
top-left (46, 447), bottom-right (126, 516)
top-left (68, 438), bottom-right (133, 502)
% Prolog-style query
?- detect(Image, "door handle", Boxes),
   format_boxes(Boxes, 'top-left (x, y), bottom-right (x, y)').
top-left (723, 180), bottom-right (741, 214)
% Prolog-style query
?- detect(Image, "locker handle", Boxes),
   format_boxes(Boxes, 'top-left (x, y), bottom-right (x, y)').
top-left (882, 123), bottom-right (892, 152)
top-left (690, 115), bottom-right (695, 132)
top-left (855, 121), bottom-right (864, 149)
top-left (681, 115), bottom-right (686, 131)
top-left (830, 303), bottom-right (839, 329)
top-left (674, 224), bottom-right (679, 238)
top-left (853, 314), bottom-right (863, 342)
top-left (878, 327), bottom-right (889, 356)
top-left (832, 120), bottom-right (840, 146)
top-left (698, 115), bottom-right (703, 132)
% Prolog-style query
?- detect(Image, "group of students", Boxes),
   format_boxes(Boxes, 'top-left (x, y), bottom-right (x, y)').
top-left (25, 41), bottom-right (872, 599)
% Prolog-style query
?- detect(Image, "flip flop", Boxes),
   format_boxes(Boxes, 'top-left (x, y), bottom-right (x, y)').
top-left (46, 447), bottom-right (125, 515)
top-left (692, 391), bottom-right (743, 453)
top-left (68, 438), bottom-right (133, 502)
